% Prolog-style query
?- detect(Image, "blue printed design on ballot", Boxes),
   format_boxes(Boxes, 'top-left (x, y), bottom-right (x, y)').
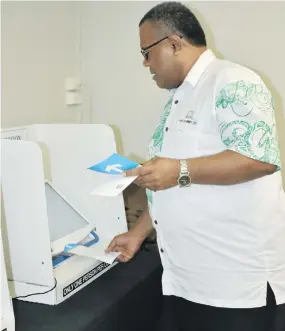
top-left (88, 153), bottom-right (139, 175)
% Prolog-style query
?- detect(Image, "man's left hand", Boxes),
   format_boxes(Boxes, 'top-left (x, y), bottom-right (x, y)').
top-left (124, 157), bottom-right (180, 191)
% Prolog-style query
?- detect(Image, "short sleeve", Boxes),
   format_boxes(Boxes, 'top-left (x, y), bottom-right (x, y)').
top-left (215, 70), bottom-right (281, 169)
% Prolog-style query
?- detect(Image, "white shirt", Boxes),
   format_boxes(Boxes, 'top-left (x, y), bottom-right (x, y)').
top-left (147, 49), bottom-right (285, 308)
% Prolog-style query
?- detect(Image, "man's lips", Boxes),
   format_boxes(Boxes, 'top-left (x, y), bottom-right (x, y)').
top-left (150, 70), bottom-right (156, 80)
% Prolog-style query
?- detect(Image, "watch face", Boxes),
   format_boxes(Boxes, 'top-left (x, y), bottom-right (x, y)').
top-left (179, 175), bottom-right (190, 186)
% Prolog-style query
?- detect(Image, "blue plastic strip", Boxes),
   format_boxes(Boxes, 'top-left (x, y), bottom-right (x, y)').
top-left (52, 231), bottom-right (100, 269)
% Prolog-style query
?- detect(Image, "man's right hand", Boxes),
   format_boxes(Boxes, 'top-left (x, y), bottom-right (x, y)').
top-left (105, 231), bottom-right (144, 263)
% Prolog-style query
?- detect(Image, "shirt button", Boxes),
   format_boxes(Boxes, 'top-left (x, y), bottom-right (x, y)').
top-left (165, 127), bottom-right (169, 132)
top-left (160, 248), bottom-right (164, 253)
top-left (174, 100), bottom-right (179, 104)
top-left (154, 220), bottom-right (158, 225)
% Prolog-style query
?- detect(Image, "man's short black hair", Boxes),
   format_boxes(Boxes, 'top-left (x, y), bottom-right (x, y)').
top-left (139, 2), bottom-right (207, 47)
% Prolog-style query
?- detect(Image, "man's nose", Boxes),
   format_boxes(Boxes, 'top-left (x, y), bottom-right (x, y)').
top-left (143, 58), bottom-right (150, 67)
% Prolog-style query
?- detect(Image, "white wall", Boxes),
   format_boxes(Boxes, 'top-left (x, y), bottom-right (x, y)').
top-left (80, 1), bottom-right (169, 160)
top-left (80, 1), bottom-right (285, 173)
top-left (1, 1), bottom-right (285, 179)
top-left (81, 1), bottom-right (166, 158)
top-left (1, 1), bottom-right (84, 128)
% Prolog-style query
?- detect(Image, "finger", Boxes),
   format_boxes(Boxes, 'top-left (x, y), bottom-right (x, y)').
top-left (124, 157), bottom-right (157, 177)
top-left (133, 177), bottom-right (141, 186)
top-left (124, 167), bottom-right (141, 177)
top-left (118, 254), bottom-right (131, 263)
top-left (135, 172), bottom-right (157, 187)
top-left (117, 255), bottom-right (126, 263)
top-left (137, 174), bottom-right (156, 185)
top-left (105, 239), bottom-right (118, 253)
top-left (124, 165), bottom-right (153, 177)
top-left (137, 180), bottom-right (157, 190)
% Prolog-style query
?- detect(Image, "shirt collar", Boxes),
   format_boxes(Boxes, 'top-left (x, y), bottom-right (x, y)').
top-left (184, 49), bottom-right (216, 87)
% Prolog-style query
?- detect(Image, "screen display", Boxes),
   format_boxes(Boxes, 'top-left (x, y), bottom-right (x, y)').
top-left (45, 182), bottom-right (88, 242)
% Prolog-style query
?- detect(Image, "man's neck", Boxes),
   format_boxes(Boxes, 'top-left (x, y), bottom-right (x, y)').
top-left (180, 46), bottom-right (207, 83)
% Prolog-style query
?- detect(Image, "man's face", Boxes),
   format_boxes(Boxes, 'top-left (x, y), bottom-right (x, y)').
top-left (139, 22), bottom-right (181, 89)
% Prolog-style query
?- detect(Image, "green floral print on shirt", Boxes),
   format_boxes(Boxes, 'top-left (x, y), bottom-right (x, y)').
top-left (215, 80), bottom-right (280, 168)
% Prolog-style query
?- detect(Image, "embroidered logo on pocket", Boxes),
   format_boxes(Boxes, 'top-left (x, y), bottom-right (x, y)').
top-left (178, 110), bottom-right (197, 125)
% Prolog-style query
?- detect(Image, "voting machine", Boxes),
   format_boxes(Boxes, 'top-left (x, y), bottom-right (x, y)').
top-left (1, 124), bottom-right (128, 305)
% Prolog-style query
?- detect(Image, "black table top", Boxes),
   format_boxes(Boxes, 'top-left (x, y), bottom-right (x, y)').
top-left (13, 246), bottom-right (163, 331)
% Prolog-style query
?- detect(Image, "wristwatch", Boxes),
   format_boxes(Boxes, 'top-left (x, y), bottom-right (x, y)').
top-left (177, 160), bottom-right (191, 187)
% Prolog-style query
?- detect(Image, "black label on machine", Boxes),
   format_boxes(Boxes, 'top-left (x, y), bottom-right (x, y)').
top-left (62, 262), bottom-right (110, 297)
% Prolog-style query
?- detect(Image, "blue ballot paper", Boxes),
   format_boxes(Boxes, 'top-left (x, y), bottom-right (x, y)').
top-left (88, 153), bottom-right (139, 175)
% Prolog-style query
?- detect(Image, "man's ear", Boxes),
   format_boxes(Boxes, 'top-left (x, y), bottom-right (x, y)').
top-left (168, 35), bottom-right (182, 54)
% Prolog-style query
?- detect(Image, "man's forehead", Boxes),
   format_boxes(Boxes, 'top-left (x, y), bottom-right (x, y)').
top-left (139, 21), bottom-right (160, 47)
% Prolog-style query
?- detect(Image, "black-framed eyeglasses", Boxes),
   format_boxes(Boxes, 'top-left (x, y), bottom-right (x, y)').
top-left (141, 36), bottom-right (169, 61)
top-left (141, 35), bottom-right (182, 61)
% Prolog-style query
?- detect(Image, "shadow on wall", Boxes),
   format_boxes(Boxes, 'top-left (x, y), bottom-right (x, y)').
top-left (190, 6), bottom-right (224, 59)
top-left (109, 124), bottom-right (125, 156)
top-left (109, 124), bottom-right (146, 164)
top-left (254, 72), bottom-right (285, 189)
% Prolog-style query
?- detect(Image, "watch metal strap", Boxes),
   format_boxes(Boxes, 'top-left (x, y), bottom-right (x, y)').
top-left (180, 159), bottom-right (188, 174)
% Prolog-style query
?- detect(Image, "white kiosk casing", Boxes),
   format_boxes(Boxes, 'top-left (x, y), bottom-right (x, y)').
top-left (1, 124), bottom-right (128, 305)
top-left (0, 229), bottom-right (15, 331)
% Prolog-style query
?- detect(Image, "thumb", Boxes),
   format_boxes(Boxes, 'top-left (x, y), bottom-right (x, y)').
top-left (105, 237), bottom-right (118, 253)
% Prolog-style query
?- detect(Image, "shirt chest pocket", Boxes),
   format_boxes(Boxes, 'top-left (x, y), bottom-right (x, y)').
top-left (167, 121), bottom-right (200, 159)
top-left (168, 119), bottom-right (227, 159)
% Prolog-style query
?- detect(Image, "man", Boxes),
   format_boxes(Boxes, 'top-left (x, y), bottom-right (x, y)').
top-left (106, 2), bottom-right (285, 330)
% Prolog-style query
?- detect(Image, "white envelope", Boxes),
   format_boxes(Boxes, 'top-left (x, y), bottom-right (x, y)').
top-left (90, 175), bottom-right (138, 196)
